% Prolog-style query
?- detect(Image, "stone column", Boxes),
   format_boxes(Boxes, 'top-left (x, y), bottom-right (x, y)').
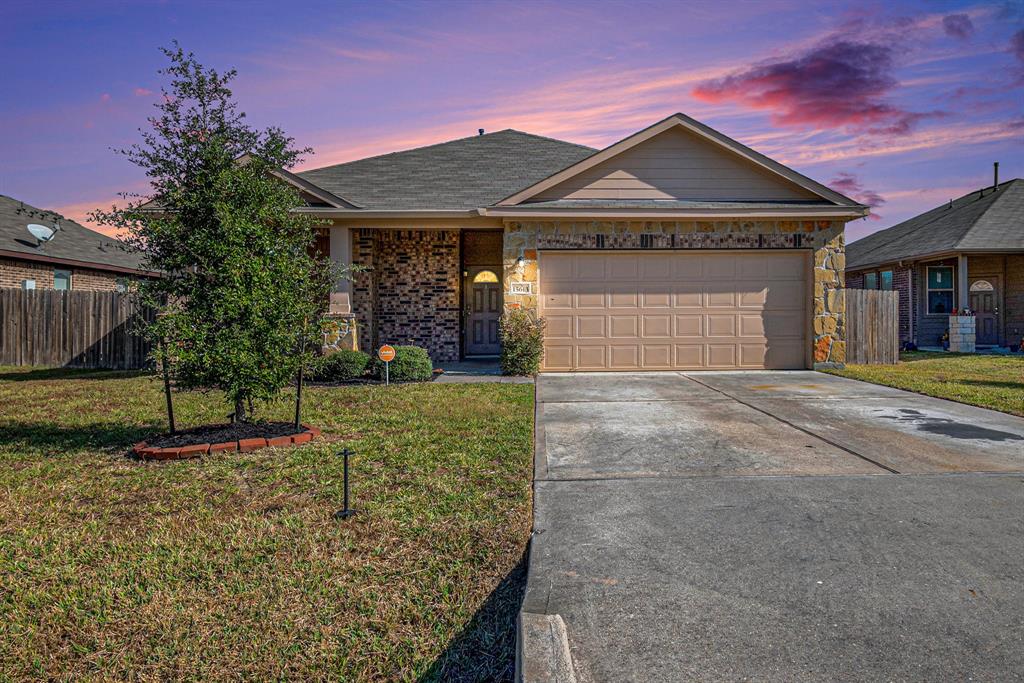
top-left (947, 315), bottom-right (976, 353)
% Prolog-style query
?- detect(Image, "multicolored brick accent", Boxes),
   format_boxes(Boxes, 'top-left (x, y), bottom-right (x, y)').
top-left (350, 229), bottom-right (460, 362)
top-left (502, 218), bottom-right (850, 368)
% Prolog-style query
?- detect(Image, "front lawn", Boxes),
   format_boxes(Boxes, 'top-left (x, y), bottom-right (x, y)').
top-left (824, 351), bottom-right (1024, 417)
top-left (0, 367), bottom-right (534, 681)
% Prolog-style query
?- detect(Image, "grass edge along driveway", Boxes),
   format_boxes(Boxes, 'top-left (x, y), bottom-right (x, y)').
top-left (823, 351), bottom-right (1024, 417)
top-left (0, 367), bottom-right (534, 681)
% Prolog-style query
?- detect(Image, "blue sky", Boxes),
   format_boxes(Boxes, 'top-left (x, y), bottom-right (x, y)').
top-left (1, 0), bottom-right (1021, 241)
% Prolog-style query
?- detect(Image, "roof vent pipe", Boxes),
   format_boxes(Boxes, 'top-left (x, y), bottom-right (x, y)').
top-left (993, 161), bottom-right (999, 190)
top-left (478, 128), bottom-right (485, 136)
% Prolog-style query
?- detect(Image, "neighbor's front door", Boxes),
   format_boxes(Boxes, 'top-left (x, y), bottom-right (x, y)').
top-left (969, 277), bottom-right (1000, 345)
top-left (465, 266), bottom-right (502, 355)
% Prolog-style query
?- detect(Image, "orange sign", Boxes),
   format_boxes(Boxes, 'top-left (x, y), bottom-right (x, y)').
top-left (378, 345), bottom-right (396, 363)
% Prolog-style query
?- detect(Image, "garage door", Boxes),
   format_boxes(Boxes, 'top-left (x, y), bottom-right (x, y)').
top-left (539, 251), bottom-right (808, 371)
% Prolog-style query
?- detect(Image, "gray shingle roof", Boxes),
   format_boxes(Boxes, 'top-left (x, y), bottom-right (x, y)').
top-left (846, 179), bottom-right (1024, 270)
top-left (297, 129), bottom-right (596, 211)
top-left (0, 195), bottom-right (147, 273)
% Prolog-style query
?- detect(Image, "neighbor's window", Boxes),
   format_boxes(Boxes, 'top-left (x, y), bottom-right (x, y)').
top-left (927, 266), bottom-right (954, 314)
top-left (880, 270), bottom-right (893, 291)
top-left (864, 272), bottom-right (878, 289)
top-left (53, 269), bottom-right (72, 291)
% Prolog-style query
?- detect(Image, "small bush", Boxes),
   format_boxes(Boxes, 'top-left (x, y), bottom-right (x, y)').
top-left (500, 308), bottom-right (546, 376)
top-left (311, 349), bottom-right (370, 382)
top-left (369, 345), bottom-right (433, 382)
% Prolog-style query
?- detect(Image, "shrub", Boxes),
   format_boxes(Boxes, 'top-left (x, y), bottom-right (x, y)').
top-left (369, 345), bottom-right (433, 382)
top-left (312, 349), bottom-right (370, 382)
top-left (500, 308), bottom-right (546, 376)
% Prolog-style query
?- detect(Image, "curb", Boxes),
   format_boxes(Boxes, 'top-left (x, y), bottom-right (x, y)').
top-left (131, 424), bottom-right (320, 461)
top-left (517, 612), bottom-right (577, 683)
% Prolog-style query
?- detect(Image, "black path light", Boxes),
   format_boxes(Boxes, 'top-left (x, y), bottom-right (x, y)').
top-left (333, 448), bottom-right (359, 520)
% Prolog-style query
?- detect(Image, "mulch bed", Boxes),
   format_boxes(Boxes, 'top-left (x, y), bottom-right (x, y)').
top-left (132, 421), bottom-right (321, 461)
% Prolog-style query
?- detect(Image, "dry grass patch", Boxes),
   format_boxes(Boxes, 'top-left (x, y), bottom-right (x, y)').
top-left (0, 367), bottom-right (534, 681)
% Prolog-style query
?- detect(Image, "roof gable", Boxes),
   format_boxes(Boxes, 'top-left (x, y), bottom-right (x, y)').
top-left (499, 113), bottom-right (858, 207)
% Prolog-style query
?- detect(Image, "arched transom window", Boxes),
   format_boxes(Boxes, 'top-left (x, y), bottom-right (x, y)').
top-left (473, 270), bottom-right (499, 283)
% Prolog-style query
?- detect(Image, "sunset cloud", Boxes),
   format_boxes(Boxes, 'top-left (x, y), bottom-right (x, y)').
top-left (941, 14), bottom-right (974, 40)
top-left (829, 172), bottom-right (886, 220)
top-left (692, 40), bottom-right (937, 136)
top-left (133, 87), bottom-right (153, 97)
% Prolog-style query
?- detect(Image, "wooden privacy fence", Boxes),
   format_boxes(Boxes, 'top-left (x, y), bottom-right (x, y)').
top-left (0, 289), bottom-right (154, 369)
top-left (845, 289), bottom-right (899, 365)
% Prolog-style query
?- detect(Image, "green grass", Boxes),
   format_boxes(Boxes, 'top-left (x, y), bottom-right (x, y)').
top-left (0, 367), bottom-right (535, 681)
top-left (824, 352), bottom-right (1024, 416)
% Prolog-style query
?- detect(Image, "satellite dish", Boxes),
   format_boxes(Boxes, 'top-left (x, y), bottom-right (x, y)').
top-left (27, 223), bottom-right (57, 246)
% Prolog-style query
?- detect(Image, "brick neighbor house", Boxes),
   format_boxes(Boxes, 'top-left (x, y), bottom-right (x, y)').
top-left (1, 195), bottom-right (152, 291)
top-left (288, 113), bottom-right (869, 370)
top-left (846, 179), bottom-right (1024, 350)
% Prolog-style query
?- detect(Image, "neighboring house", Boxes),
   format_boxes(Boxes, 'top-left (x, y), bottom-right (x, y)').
top-left (0, 195), bottom-right (152, 291)
top-left (847, 180), bottom-right (1024, 349)
top-left (282, 113), bottom-right (868, 370)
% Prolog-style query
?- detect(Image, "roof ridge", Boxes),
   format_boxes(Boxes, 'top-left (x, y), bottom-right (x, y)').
top-left (499, 129), bottom-right (597, 152)
top-left (851, 182), bottom-right (1009, 262)
top-left (300, 129), bottom-right (590, 175)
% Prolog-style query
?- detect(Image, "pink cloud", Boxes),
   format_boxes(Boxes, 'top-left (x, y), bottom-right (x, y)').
top-left (100, 93), bottom-right (111, 103)
top-left (133, 87), bottom-right (154, 97)
top-left (829, 172), bottom-right (885, 220)
top-left (691, 40), bottom-right (939, 136)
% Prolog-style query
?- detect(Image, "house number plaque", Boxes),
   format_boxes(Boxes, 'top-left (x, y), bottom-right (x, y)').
top-left (509, 282), bottom-right (532, 295)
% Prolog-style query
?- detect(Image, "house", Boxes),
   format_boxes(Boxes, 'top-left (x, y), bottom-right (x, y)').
top-left (846, 179), bottom-right (1024, 349)
top-left (287, 113), bottom-right (868, 370)
top-left (0, 195), bottom-right (152, 291)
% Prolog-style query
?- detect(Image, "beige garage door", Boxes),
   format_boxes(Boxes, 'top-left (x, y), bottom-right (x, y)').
top-left (539, 251), bottom-right (808, 371)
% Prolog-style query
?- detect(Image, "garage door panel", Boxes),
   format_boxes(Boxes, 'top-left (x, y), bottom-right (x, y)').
top-left (674, 344), bottom-right (704, 367)
top-left (540, 252), bottom-right (808, 371)
top-left (576, 315), bottom-right (606, 338)
top-left (642, 315), bottom-right (672, 337)
top-left (674, 315), bottom-right (702, 337)
top-left (642, 344), bottom-right (672, 367)
top-left (574, 255), bottom-right (606, 280)
top-left (609, 315), bottom-right (639, 338)
top-left (609, 345), bottom-right (640, 369)
top-left (546, 315), bottom-right (574, 339)
top-left (707, 344), bottom-right (738, 367)
top-left (576, 346), bottom-right (607, 369)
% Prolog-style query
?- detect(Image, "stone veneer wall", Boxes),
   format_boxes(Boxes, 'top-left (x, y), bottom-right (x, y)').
top-left (350, 229), bottom-right (460, 362)
top-left (502, 219), bottom-right (848, 367)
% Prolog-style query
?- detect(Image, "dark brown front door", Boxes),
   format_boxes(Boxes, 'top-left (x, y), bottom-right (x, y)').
top-left (465, 266), bottom-right (502, 355)
top-left (969, 277), bottom-right (1000, 345)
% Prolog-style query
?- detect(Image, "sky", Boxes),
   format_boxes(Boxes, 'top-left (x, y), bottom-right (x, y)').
top-left (1, 0), bottom-right (1022, 243)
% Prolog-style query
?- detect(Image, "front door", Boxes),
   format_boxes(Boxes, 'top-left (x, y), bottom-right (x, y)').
top-left (969, 277), bottom-right (1000, 346)
top-left (465, 266), bottom-right (502, 355)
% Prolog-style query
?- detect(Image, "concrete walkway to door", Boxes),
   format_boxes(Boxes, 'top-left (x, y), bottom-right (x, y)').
top-left (520, 371), bottom-right (1024, 682)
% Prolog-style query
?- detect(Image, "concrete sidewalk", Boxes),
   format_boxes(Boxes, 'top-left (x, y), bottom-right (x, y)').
top-left (520, 372), bottom-right (1024, 682)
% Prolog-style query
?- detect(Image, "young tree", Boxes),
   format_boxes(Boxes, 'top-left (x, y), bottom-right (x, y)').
top-left (93, 43), bottom-right (334, 423)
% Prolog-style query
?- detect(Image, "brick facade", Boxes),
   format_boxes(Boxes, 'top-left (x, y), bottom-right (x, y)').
top-left (0, 257), bottom-right (124, 291)
top-left (850, 254), bottom-right (1024, 347)
top-left (350, 229), bottom-right (461, 362)
top-left (502, 219), bottom-right (849, 367)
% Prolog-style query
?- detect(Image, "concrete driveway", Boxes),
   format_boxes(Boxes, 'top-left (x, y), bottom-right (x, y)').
top-left (521, 371), bottom-right (1024, 682)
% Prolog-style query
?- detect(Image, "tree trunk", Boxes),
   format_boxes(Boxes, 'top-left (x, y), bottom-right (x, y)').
top-left (234, 395), bottom-right (247, 423)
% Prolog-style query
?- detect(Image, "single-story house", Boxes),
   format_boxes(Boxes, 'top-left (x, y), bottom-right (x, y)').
top-left (0, 195), bottom-right (152, 291)
top-left (281, 113), bottom-right (869, 370)
top-left (847, 179), bottom-right (1023, 349)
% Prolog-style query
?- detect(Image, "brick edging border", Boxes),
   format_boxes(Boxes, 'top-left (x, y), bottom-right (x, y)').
top-left (131, 424), bottom-right (322, 461)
